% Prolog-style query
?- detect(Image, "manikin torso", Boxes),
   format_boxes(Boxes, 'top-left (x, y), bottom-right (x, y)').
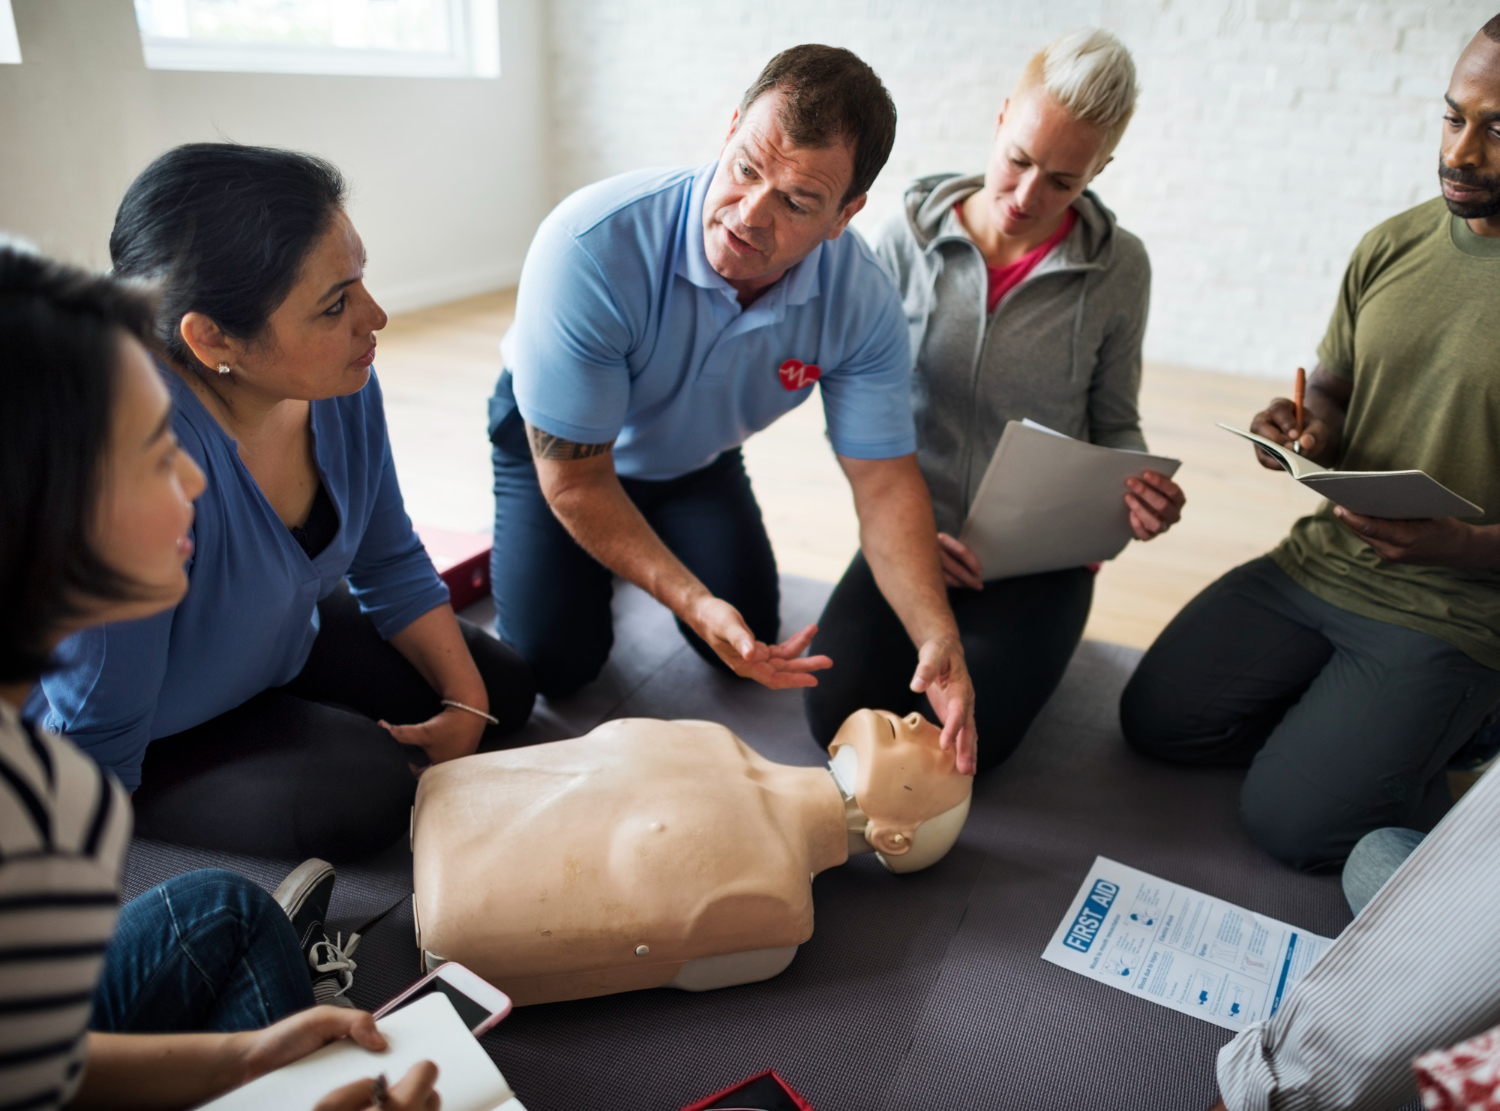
top-left (411, 710), bottom-right (971, 1006)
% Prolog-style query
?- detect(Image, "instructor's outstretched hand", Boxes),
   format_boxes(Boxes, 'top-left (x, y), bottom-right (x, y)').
top-left (910, 636), bottom-right (978, 775)
top-left (692, 595), bottom-right (833, 689)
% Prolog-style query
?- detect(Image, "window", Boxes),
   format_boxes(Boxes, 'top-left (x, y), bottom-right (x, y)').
top-left (1, 0), bottom-right (21, 65)
top-left (133, 0), bottom-right (499, 78)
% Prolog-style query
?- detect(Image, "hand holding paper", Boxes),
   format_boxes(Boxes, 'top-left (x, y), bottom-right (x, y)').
top-left (936, 532), bottom-right (984, 590)
top-left (201, 994), bottom-right (523, 1111)
top-left (1124, 471), bottom-right (1186, 540)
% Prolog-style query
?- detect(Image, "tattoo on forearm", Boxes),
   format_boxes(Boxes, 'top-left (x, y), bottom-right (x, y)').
top-left (526, 424), bottom-right (615, 461)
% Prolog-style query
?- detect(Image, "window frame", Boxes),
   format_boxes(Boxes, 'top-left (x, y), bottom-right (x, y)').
top-left (0, 0), bottom-right (21, 65)
top-left (135, 0), bottom-right (500, 79)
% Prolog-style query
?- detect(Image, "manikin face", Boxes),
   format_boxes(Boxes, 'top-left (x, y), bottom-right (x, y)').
top-left (978, 90), bottom-right (1110, 238)
top-left (701, 91), bottom-right (867, 298)
top-left (1439, 33), bottom-right (1500, 226)
top-left (182, 209), bottom-right (389, 402)
top-left (829, 709), bottom-right (973, 870)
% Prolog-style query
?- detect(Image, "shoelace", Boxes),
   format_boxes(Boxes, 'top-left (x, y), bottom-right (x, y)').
top-left (309, 931), bottom-right (361, 996)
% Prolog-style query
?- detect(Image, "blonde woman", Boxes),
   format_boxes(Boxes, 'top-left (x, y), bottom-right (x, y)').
top-left (807, 29), bottom-right (1183, 772)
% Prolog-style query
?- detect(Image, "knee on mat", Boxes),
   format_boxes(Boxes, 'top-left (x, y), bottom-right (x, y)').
top-left (296, 748), bottom-right (415, 863)
top-left (1118, 659), bottom-right (1193, 759)
top-left (803, 685), bottom-right (848, 748)
top-left (475, 643), bottom-right (537, 733)
top-left (531, 651), bottom-right (607, 700)
top-left (1238, 787), bottom-right (1349, 873)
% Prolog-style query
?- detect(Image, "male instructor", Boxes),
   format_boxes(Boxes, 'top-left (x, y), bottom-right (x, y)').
top-left (489, 45), bottom-right (978, 771)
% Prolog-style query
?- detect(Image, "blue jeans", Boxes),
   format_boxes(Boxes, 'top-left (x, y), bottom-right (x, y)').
top-left (91, 869), bottom-right (314, 1033)
top-left (491, 445), bottom-right (780, 698)
top-left (1341, 827), bottom-right (1425, 916)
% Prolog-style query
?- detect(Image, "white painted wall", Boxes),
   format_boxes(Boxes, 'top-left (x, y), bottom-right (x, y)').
top-left (0, 0), bottom-right (551, 313)
top-left (547, 0), bottom-right (1494, 377)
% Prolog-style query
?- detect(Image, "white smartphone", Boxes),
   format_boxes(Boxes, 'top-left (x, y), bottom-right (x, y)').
top-left (372, 961), bottom-right (512, 1036)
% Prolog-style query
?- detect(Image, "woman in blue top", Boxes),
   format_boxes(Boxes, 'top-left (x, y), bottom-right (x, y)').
top-left (35, 144), bottom-right (535, 862)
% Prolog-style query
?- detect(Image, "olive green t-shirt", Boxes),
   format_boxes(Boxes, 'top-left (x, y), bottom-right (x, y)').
top-left (1272, 197), bottom-right (1500, 670)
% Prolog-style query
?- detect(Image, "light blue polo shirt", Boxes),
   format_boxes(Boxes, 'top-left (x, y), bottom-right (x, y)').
top-left (488, 162), bottom-right (915, 481)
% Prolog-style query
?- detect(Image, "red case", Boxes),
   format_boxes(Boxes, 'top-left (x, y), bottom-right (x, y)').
top-left (414, 527), bottom-right (491, 611)
top-left (681, 1069), bottom-right (813, 1111)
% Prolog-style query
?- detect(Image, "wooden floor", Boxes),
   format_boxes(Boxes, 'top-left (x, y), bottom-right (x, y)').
top-left (375, 289), bottom-right (1323, 650)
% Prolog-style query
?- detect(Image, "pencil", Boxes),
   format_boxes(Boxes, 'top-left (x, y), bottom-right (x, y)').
top-left (1293, 366), bottom-right (1306, 456)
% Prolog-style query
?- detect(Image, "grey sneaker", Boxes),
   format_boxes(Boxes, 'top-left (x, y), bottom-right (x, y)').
top-left (274, 858), bottom-right (360, 1008)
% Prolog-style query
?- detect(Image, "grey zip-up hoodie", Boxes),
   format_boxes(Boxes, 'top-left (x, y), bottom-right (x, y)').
top-left (868, 173), bottom-right (1152, 536)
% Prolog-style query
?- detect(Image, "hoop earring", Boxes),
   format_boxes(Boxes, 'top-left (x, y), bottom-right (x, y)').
top-left (216, 363), bottom-right (232, 376)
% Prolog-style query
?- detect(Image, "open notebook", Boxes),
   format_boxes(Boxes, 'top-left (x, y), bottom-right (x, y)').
top-left (1217, 424), bottom-right (1483, 519)
top-left (957, 420), bottom-right (1181, 581)
top-left (198, 993), bottom-right (525, 1111)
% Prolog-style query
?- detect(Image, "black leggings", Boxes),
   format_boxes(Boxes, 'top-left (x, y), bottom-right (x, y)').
top-left (132, 583), bottom-right (535, 862)
top-left (803, 554), bottom-right (1094, 773)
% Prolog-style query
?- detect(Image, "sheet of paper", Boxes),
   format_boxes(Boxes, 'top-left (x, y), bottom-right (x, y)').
top-left (958, 420), bottom-right (1181, 581)
top-left (200, 993), bottom-right (526, 1111)
top-left (1042, 856), bottom-right (1332, 1032)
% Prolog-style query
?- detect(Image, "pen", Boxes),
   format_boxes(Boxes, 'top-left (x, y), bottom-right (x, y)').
top-left (1293, 366), bottom-right (1306, 456)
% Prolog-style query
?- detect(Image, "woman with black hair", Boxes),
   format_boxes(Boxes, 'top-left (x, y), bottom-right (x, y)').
top-left (31, 143), bottom-right (535, 862)
top-left (0, 244), bottom-right (437, 1110)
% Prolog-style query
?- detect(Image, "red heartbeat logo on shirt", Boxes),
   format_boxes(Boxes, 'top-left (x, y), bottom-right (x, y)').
top-left (778, 359), bottom-right (822, 391)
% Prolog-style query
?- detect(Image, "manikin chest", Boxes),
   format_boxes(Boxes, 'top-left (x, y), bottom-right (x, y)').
top-left (411, 720), bottom-right (846, 1005)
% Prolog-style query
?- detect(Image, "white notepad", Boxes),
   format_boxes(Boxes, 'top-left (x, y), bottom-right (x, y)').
top-left (1217, 423), bottom-right (1483, 519)
top-left (198, 993), bottom-right (526, 1111)
top-left (957, 420), bottom-right (1181, 581)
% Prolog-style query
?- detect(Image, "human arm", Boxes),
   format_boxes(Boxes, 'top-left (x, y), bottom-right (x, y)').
top-left (38, 611), bottom-right (174, 792)
top-left (1248, 363), bottom-right (1352, 467)
top-left (70, 1007), bottom-right (438, 1110)
top-left (1330, 509), bottom-right (1500, 570)
top-left (1214, 767), bottom-right (1500, 1111)
top-left (528, 426), bottom-right (830, 688)
top-left (382, 602), bottom-right (490, 763)
top-left (840, 453), bottom-right (977, 775)
top-left (344, 378), bottom-right (480, 762)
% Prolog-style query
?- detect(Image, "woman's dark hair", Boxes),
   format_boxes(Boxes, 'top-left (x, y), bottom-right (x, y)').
top-left (0, 244), bottom-right (159, 682)
top-left (109, 142), bottom-right (347, 372)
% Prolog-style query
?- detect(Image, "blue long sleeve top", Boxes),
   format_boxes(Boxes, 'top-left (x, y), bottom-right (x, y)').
top-left (32, 366), bottom-right (449, 790)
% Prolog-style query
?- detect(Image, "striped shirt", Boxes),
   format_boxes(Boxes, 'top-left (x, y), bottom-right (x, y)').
top-left (1217, 762), bottom-right (1500, 1110)
top-left (0, 700), bottom-right (129, 1111)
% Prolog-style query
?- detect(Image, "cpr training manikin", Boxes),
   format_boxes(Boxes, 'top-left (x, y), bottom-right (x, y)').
top-left (410, 709), bottom-right (973, 1006)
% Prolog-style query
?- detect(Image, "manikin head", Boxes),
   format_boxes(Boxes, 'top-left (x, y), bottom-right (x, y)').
top-left (828, 709), bottom-right (974, 874)
top-left (976, 28), bottom-right (1137, 239)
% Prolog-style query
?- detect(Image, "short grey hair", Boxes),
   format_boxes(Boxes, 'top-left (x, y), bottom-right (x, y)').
top-left (1016, 28), bottom-right (1138, 156)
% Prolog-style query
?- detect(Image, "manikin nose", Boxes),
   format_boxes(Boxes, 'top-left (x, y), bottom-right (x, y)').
top-left (904, 712), bottom-right (924, 729)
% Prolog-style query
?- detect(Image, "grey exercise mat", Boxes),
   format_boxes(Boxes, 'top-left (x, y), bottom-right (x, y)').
top-left (121, 576), bottom-right (1353, 1111)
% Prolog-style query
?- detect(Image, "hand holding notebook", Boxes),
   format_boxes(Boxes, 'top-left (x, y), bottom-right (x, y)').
top-left (1218, 424), bottom-right (1483, 520)
top-left (198, 994), bottom-right (525, 1111)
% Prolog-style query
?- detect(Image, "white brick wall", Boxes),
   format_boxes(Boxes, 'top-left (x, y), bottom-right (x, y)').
top-left (546, 0), bottom-right (1493, 377)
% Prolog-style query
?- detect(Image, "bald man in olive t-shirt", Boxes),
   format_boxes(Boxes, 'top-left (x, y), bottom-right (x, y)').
top-left (1118, 25), bottom-right (1500, 874)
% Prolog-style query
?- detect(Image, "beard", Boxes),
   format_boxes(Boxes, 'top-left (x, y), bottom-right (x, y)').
top-left (1439, 158), bottom-right (1500, 219)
